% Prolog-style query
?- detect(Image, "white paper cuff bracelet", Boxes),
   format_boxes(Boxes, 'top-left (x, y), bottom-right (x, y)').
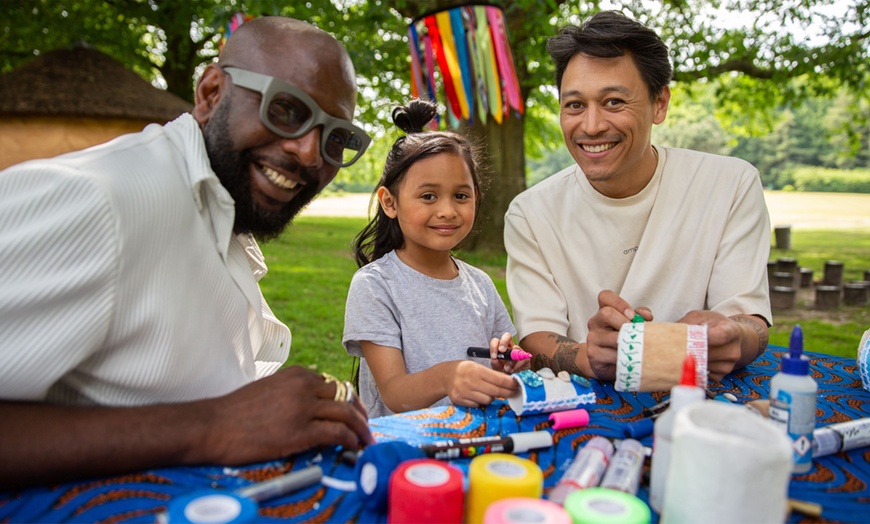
top-left (508, 368), bottom-right (597, 416)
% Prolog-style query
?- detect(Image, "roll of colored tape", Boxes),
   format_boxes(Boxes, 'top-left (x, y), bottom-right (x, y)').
top-left (388, 459), bottom-right (464, 523)
top-left (563, 487), bottom-right (651, 524)
top-left (167, 490), bottom-right (258, 524)
top-left (483, 497), bottom-right (572, 524)
top-left (467, 454), bottom-right (544, 524)
top-left (355, 441), bottom-right (426, 511)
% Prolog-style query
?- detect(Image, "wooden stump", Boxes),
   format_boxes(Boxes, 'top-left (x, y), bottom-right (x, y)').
top-left (844, 282), bottom-right (870, 306)
top-left (772, 272), bottom-right (795, 288)
top-left (864, 269), bottom-right (870, 282)
top-left (774, 226), bottom-right (792, 250)
top-left (799, 268), bottom-right (814, 288)
top-left (777, 257), bottom-right (798, 275)
top-left (815, 285), bottom-right (841, 309)
top-left (771, 286), bottom-right (797, 310)
top-left (823, 260), bottom-right (844, 287)
top-left (767, 262), bottom-right (777, 287)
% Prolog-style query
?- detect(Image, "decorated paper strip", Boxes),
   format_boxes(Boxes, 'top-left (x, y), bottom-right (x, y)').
top-left (616, 322), bottom-right (645, 391)
top-left (409, 4), bottom-right (521, 127)
top-left (616, 322), bottom-right (709, 392)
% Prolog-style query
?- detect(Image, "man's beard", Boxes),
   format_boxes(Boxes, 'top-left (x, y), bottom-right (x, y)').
top-left (203, 102), bottom-right (319, 241)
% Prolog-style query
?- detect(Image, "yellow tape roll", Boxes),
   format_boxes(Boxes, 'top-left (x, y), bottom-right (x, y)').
top-left (467, 454), bottom-right (544, 524)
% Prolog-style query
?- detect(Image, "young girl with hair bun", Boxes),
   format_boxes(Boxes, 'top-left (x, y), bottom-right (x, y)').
top-left (342, 99), bottom-right (525, 418)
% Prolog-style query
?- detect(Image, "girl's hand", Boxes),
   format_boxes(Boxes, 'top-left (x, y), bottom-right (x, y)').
top-left (489, 333), bottom-right (529, 374)
top-left (446, 360), bottom-right (518, 408)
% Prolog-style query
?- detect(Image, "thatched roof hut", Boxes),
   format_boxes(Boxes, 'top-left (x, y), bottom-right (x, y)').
top-left (0, 45), bottom-right (193, 170)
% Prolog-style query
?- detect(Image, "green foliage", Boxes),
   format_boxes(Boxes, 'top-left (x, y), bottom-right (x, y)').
top-left (259, 216), bottom-right (367, 381)
top-left (791, 167), bottom-right (870, 193)
top-left (653, 84), bottom-right (733, 154)
top-left (769, 319), bottom-right (868, 360)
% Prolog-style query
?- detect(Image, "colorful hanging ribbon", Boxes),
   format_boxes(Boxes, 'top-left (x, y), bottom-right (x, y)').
top-left (409, 4), bottom-right (522, 127)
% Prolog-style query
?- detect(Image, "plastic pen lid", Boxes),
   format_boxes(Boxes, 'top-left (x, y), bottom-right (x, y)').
top-left (782, 324), bottom-right (809, 375)
top-left (550, 409), bottom-right (590, 430)
top-left (510, 431), bottom-right (554, 453)
top-left (624, 417), bottom-right (655, 439)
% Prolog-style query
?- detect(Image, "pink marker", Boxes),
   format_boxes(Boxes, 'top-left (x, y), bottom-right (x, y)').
top-left (467, 346), bottom-right (533, 361)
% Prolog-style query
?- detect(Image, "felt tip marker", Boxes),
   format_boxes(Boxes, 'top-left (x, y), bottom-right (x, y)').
top-left (420, 431), bottom-right (553, 460)
top-left (467, 346), bottom-right (533, 361)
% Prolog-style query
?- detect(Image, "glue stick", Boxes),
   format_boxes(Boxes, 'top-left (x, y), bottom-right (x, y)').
top-left (547, 436), bottom-right (614, 505)
top-left (599, 438), bottom-right (645, 495)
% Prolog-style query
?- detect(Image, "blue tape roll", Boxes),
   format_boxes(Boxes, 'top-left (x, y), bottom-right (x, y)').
top-left (354, 441), bottom-right (425, 511)
top-left (167, 489), bottom-right (258, 523)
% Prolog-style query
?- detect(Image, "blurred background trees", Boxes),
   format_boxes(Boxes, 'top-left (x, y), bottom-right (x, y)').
top-left (3, 0), bottom-right (868, 251)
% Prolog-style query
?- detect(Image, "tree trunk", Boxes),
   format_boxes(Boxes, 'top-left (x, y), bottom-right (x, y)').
top-left (465, 112), bottom-right (527, 253)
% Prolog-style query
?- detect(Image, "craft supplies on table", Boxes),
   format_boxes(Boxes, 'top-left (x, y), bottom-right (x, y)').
top-left (3, 347), bottom-right (869, 524)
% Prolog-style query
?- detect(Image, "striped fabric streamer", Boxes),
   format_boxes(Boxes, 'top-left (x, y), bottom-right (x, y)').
top-left (220, 12), bottom-right (253, 50)
top-left (409, 4), bottom-right (522, 128)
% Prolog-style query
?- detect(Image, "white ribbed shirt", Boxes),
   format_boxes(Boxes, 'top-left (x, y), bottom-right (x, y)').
top-left (0, 114), bottom-right (290, 406)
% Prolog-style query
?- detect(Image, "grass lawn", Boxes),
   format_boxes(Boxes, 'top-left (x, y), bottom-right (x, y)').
top-left (261, 216), bottom-right (869, 380)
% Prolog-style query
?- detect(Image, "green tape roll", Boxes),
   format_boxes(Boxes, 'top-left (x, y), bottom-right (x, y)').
top-left (564, 488), bottom-right (651, 524)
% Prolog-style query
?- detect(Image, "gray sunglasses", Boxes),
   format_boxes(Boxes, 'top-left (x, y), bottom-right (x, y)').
top-left (224, 67), bottom-right (371, 167)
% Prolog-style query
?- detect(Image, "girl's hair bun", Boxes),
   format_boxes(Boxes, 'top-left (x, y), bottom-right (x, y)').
top-left (391, 99), bottom-right (438, 134)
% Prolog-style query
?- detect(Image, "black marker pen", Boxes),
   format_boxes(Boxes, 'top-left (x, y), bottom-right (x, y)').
top-left (467, 346), bottom-right (533, 361)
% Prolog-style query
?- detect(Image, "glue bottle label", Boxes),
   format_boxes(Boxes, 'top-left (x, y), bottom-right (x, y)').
top-left (772, 390), bottom-right (815, 469)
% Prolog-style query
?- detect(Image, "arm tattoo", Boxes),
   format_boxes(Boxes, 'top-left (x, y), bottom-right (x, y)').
top-left (532, 334), bottom-right (582, 375)
top-left (734, 315), bottom-right (769, 358)
top-left (530, 334), bottom-right (583, 375)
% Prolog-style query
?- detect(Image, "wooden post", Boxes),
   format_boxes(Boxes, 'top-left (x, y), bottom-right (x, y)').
top-left (771, 286), bottom-right (797, 310)
top-left (776, 257), bottom-right (798, 275)
top-left (774, 226), bottom-right (792, 251)
top-left (815, 285), bottom-right (841, 310)
top-left (844, 282), bottom-right (869, 306)
top-left (799, 268), bottom-right (814, 288)
top-left (823, 261), bottom-right (844, 287)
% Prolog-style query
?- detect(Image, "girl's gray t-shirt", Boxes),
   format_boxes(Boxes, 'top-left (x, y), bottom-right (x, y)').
top-left (342, 250), bottom-right (516, 418)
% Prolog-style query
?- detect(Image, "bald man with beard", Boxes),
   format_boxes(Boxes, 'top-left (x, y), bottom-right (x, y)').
top-left (0, 17), bottom-right (374, 488)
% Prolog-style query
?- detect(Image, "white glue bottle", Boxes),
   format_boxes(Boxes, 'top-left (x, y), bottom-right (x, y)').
top-left (649, 353), bottom-right (705, 513)
top-left (769, 324), bottom-right (818, 473)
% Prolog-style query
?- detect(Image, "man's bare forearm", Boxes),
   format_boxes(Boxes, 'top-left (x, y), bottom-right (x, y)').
top-left (0, 401), bottom-right (209, 489)
top-left (732, 314), bottom-right (770, 367)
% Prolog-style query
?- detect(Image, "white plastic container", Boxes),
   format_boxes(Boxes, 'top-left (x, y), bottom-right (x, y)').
top-left (648, 353), bottom-right (705, 513)
top-left (769, 324), bottom-right (818, 473)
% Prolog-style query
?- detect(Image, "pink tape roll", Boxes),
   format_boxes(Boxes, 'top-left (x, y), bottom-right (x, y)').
top-left (483, 497), bottom-right (572, 524)
top-left (549, 408), bottom-right (590, 430)
top-left (388, 459), bottom-right (464, 523)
